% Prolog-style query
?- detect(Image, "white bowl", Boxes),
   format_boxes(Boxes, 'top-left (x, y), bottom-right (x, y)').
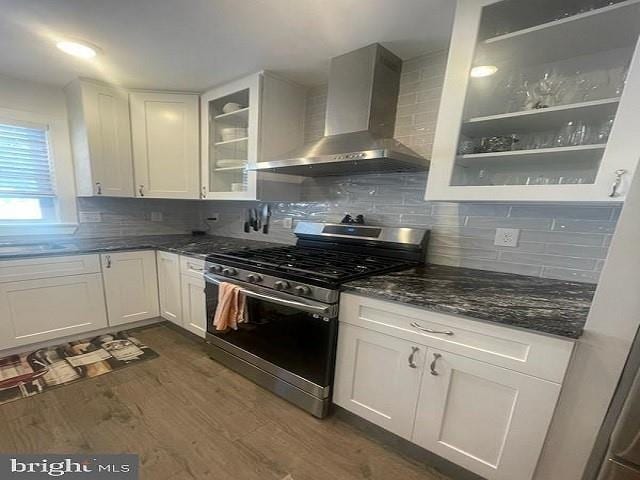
top-left (222, 102), bottom-right (244, 114)
top-left (220, 127), bottom-right (247, 142)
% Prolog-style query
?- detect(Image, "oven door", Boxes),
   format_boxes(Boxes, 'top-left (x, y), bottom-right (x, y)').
top-left (204, 273), bottom-right (338, 398)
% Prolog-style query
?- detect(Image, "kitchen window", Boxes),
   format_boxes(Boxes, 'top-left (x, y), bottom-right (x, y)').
top-left (0, 121), bottom-right (56, 222)
top-left (0, 107), bottom-right (78, 235)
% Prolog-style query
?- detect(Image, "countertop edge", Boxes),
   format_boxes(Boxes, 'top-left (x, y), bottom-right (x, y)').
top-left (340, 285), bottom-right (585, 341)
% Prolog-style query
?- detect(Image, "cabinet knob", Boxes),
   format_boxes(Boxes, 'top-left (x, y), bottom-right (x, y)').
top-left (609, 169), bottom-right (627, 197)
top-left (430, 353), bottom-right (442, 376)
top-left (95, 182), bottom-right (102, 195)
top-left (138, 185), bottom-right (145, 197)
top-left (408, 346), bottom-right (419, 369)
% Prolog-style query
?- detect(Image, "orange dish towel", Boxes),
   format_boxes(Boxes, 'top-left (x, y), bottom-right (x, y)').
top-left (213, 282), bottom-right (246, 331)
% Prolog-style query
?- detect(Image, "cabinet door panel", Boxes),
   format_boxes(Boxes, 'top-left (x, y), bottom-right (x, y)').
top-left (0, 274), bottom-right (108, 350)
top-left (157, 251), bottom-right (181, 326)
top-left (130, 92), bottom-right (199, 199)
top-left (333, 324), bottom-right (426, 439)
top-left (88, 84), bottom-right (134, 197)
top-left (413, 348), bottom-right (561, 480)
top-left (181, 274), bottom-right (206, 338)
top-left (102, 251), bottom-right (159, 326)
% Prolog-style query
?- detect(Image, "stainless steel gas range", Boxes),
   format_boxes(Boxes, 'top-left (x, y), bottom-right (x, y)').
top-left (203, 221), bottom-right (429, 417)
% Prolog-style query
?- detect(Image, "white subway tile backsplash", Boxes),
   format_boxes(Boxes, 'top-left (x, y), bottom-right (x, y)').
top-left (499, 252), bottom-right (598, 270)
top-left (552, 219), bottom-right (618, 234)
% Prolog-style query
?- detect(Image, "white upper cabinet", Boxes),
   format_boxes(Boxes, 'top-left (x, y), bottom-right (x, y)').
top-left (426, 0), bottom-right (640, 202)
top-left (65, 79), bottom-right (134, 197)
top-left (130, 92), bottom-right (200, 199)
top-left (201, 72), bottom-right (305, 200)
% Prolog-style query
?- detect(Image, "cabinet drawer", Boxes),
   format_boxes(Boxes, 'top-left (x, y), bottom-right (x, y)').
top-left (0, 255), bottom-right (101, 283)
top-left (339, 294), bottom-right (574, 383)
top-left (179, 255), bottom-right (205, 279)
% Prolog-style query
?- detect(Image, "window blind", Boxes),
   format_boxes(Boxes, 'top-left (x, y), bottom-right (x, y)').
top-left (0, 122), bottom-right (55, 197)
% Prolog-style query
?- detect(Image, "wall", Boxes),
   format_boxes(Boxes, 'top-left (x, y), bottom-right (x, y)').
top-left (204, 51), bottom-right (621, 284)
top-left (532, 169), bottom-right (640, 480)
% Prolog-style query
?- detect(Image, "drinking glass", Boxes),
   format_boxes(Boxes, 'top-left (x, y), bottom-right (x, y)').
top-left (556, 121), bottom-right (578, 147)
top-left (532, 69), bottom-right (563, 108)
top-left (584, 69), bottom-right (610, 101)
top-left (573, 70), bottom-right (594, 102)
top-left (595, 116), bottom-right (615, 143)
top-left (568, 121), bottom-right (593, 146)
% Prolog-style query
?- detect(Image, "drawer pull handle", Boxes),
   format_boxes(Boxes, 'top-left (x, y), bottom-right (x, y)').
top-left (188, 263), bottom-right (203, 272)
top-left (95, 182), bottom-right (102, 195)
top-left (410, 322), bottom-right (454, 336)
top-left (138, 185), bottom-right (145, 197)
top-left (408, 346), bottom-right (419, 369)
top-left (105, 255), bottom-right (112, 269)
top-left (430, 353), bottom-right (442, 376)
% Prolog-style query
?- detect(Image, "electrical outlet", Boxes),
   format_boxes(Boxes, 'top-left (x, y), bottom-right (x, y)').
top-left (150, 211), bottom-right (163, 222)
top-left (494, 228), bottom-right (520, 247)
top-left (282, 217), bottom-right (293, 229)
top-left (79, 212), bottom-right (102, 223)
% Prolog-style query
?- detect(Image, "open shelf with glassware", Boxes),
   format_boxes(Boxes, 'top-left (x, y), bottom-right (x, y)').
top-left (200, 71), bottom-right (307, 201)
top-left (426, 0), bottom-right (640, 202)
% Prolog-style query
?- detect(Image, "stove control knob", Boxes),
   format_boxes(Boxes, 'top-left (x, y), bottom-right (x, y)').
top-left (209, 265), bottom-right (223, 273)
top-left (247, 274), bottom-right (262, 283)
top-left (222, 268), bottom-right (237, 276)
top-left (274, 281), bottom-right (290, 291)
top-left (294, 285), bottom-right (311, 296)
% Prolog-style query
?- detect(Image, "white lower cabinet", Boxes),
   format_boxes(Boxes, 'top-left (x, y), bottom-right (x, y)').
top-left (101, 251), bottom-right (159, 326)
top-left (0, 273), bottom-right (108, 350)
top-left (333, 323), bottom-right (426, 438)
top-left (413, 349), bottom-right (561, 480)
top-left (157, 251), bottom-right (182, 326)
top-left (180, 274), bottom-right (206, 338)
top-left (334, 294), bottom-right (573, 480)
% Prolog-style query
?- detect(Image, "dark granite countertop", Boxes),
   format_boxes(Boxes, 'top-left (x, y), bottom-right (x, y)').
top-left (0, 234), bottom-right (281, 260)
top-left (342, 264), bottom-right (596, 339)
top-left (1, 236), bottom-right (595, 339)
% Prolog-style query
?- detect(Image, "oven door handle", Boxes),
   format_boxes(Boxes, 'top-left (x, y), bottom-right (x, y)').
top-left (204, 273), bottom-right (333, 316)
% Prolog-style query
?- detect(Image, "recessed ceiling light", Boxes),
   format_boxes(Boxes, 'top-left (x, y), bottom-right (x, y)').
top-left (470, 65), bottom-right (498, 78)
top-left (56, 40), bottom-right (98, 59)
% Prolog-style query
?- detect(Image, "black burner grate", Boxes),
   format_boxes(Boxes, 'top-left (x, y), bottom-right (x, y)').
top-left (207, 246), bottom-right (417, 283)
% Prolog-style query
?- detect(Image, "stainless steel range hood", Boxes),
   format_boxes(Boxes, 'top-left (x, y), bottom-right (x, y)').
top-left (253, 44), bottom-right (428, 176)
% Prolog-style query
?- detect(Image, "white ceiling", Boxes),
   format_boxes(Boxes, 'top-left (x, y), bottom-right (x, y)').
top-left (0, 0), bottom-right (455, 92)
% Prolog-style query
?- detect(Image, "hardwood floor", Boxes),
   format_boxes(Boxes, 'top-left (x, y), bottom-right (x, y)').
top-left (0, 324), bottom-right (451, 480)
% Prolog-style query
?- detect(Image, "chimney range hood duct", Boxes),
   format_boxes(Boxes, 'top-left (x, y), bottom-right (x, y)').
top-left (253, 44), bottom-right (428, 176)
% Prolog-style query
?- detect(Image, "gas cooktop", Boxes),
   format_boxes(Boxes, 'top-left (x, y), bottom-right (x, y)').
top-left (206, 245), bottom-right (419, 287)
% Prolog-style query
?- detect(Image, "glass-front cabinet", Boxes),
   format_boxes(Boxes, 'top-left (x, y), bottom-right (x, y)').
top-left (426, 0), bottom-right (640, 202)
top-left (201, 72), bottom-right (306, 200)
